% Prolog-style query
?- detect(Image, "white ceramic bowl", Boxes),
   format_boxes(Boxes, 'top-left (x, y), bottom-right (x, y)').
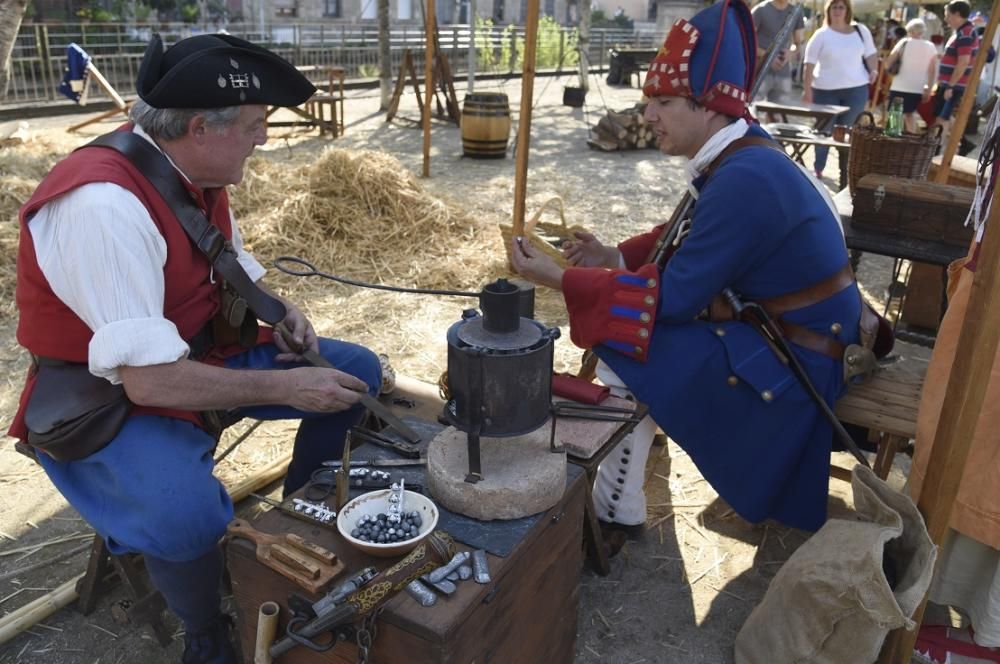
top-left (336, 489), bottom-right (439, 558)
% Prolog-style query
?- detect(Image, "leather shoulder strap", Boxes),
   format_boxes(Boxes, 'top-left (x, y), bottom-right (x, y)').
top-left (86, 132), bottom-right (286, 325)
top-left (703, 135), bottom-right (787, 180)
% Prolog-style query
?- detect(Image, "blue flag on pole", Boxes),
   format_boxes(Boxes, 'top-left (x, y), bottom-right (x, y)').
top-left (57, 43), bottom-right (91, 103)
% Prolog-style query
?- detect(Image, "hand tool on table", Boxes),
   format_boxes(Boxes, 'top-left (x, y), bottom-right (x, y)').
top-left (322, 458), bottom-right (427, 469)
top-left (274, 321), bottom-right (421, 445)
top-left (249, 493), bottom-right (337, 530)
top-left (269, 530), bottom-right (457, 657)
top-left (348, 425), bottom-right (422, 458)
top-left (334, 431), bottom-right (350, 511)
top-left (226, 519), bottom-right (344, 594)
top-left (304, 468), bottom-right (425, 506)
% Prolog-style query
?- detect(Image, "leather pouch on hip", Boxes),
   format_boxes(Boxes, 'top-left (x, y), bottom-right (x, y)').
top-left (211, 286), bottom-right (259, 349)
top-left (24, 364), bottom-right (132, 462)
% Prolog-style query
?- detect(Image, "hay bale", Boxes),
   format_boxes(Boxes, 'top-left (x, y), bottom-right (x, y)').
top-left (235, 147), bottom-right (503, 296)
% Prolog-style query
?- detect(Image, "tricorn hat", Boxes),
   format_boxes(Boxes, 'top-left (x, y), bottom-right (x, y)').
top-left (642, 0), bottom-right (757, 117)
top-left (136, 33), bottom-right (316, 108)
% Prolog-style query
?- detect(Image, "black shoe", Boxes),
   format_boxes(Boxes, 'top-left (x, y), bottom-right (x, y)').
top-left (601, 528), bottom-right (628, 558)
top-left (599, 519), bottom-right (645, 542)
top-left (182, 614), bottom-right (238, 664)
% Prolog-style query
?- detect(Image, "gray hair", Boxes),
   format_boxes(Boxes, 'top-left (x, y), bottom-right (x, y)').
top-left (906, 18), bottom-right (926, 37)
top-left (128, 99), bottom-right (243, 140)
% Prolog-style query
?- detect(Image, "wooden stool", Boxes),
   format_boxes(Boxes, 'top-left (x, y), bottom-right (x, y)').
top-left (832, 358), bottom-right (925, 481)
top-left (76, 533), bottom-right (173, 646)
top-left (305, 94), bottom-right (344, 137)
top-left (11, 442), bottom-right (171, 645)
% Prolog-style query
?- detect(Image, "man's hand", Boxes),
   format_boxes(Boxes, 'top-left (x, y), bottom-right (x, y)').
top-left (509, 237), bottom-right (564, 291)
top-left (943, 86), bottom-right (954, 101)
top-left (802, 88), bottom-right (813, 104)
top-left (771, 49), bottom-right (788, 70)
top-left (284, 367), bottom-right (369, 413)
top-left (562, 230), bottom-right (619, 268)
top-left (274, 303), bottom-right (319, 362)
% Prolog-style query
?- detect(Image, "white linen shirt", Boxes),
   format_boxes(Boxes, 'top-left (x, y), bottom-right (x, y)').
top-left (28, 124), bottom-right (266, 384)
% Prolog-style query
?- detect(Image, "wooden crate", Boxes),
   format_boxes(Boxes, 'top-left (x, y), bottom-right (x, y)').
top-left (227, 472), bottom-right (585, 663)
top-left (852, 174), bottom-right (975, 248)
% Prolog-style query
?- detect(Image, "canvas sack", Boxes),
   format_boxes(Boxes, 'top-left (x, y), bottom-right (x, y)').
top-left (735, 465), bottom-right (936, 664)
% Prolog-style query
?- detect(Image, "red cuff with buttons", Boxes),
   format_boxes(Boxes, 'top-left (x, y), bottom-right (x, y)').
top-left (617, 225), bottom-right (665, 271)
top-left (562, 264), bottom-right (660, 361)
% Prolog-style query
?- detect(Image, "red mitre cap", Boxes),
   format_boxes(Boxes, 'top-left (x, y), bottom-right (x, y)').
top-left (642, 0), bottom-right (757, 117)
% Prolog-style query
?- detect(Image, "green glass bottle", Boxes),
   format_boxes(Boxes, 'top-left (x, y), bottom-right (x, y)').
top-left (886, 97), bottom-right (904, 137)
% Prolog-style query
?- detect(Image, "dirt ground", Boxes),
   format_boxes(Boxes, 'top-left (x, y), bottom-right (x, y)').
top-left (0, 73), bottom-right (928, 663)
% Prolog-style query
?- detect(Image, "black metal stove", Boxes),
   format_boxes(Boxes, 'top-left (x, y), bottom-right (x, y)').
top-left (443, 278), bottom-right (560, 483)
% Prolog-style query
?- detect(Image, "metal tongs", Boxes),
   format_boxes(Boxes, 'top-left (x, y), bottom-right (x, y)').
top-left (548, 402), bottom-right (644, 452)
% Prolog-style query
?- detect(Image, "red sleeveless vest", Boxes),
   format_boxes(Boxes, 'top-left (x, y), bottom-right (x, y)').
top-left (9, 129), bottom-right (245, 440)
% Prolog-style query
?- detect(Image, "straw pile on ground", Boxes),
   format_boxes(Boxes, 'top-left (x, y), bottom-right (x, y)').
top-left (0, 133), bottom-right (86, 320)
top-left (235, 147), bottom-right (503, 295)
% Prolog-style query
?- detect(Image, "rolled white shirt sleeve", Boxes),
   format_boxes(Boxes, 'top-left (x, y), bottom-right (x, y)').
top-left (29, 182), bottom-right (190, 384)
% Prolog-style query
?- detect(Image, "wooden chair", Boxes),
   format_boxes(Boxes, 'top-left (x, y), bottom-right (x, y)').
top-left (832, 357), bottom-right (925, 482)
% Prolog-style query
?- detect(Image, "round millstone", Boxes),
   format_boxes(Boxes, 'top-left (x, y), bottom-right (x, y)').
top-left (427, 425), bottom-right (566, 520)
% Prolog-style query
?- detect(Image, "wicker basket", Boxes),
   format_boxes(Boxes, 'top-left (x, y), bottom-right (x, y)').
top-left (498, 197), bottom-right (588, 268)
top-left (847, 112), bottom-right (942, 197)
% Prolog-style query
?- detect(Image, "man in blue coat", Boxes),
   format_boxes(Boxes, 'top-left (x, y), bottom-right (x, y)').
top-left (512, 0), bottom-right (869, 537)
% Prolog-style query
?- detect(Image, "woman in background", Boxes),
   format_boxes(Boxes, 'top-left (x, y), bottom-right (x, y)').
top-left (885, 19), bottom-right (940, 133)
top-left (802, 0), bottom-right (878, 178)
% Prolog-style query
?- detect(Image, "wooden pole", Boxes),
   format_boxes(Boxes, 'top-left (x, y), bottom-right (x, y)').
top-left (578, 0), bottom-right (592, 91)
top-left (879, 190), bottom-right (1000, 660)
top-left (933, 1), bottom-right (1000, 184)
top-left (468, 0), bottom-right (477, 93)
top-left (512, 0), bottom-right (541, 238)
top-left (0, 452), bottom-right (291, 646)
top-left (423, 0), bottom-right (436, 178)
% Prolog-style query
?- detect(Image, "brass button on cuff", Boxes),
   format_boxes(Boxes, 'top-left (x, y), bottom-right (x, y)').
top-left (727, 375), bottom-right (739, 386)
top-left (761, 390), bottom-right (773, 402)
top-left (715, 328), bottom-right (726, 337)
top-left (830, 322), bottom-right (842, 334)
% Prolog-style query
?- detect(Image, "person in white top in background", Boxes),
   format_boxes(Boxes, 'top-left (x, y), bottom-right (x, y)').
top-left (885, 19), bottom-right (940, 134)
top-left (802, 0), bottom-right (878, 178)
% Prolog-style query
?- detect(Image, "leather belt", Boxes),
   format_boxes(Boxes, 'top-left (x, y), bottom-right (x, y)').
top-left (778, 320), bottom-right (846, 360)
top-left (757, 264), bottom-right (855, 318)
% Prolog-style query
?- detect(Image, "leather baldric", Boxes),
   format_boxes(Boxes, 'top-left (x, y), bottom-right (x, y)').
top-left (84, 132), bottom-right (288, 326)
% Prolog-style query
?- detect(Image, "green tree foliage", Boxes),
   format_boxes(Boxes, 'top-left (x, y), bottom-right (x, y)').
top-left (476, 16), bottom-right (579, 72)
top-left (516, 16), bottom-right (579, 68)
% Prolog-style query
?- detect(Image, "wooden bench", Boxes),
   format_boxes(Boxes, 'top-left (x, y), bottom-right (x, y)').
top-left (832, 358), bottom-right (925, 481)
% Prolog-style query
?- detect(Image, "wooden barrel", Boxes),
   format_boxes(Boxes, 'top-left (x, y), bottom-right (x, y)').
top-left (461, 93), bottom-right (511, 159)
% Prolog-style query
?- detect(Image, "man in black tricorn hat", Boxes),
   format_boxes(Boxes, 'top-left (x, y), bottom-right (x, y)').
top-left (9, 34), bottom-right (381, 663)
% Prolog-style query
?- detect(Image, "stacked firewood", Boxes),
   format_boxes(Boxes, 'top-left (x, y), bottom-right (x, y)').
top-left (587, 104), bottom-right (658, 151)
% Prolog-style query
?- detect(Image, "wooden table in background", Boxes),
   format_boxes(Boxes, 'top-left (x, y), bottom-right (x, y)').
top-left (764, 125), bottom-right (851, 188)
top-left (754, 100), bottom-right (851, 130)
